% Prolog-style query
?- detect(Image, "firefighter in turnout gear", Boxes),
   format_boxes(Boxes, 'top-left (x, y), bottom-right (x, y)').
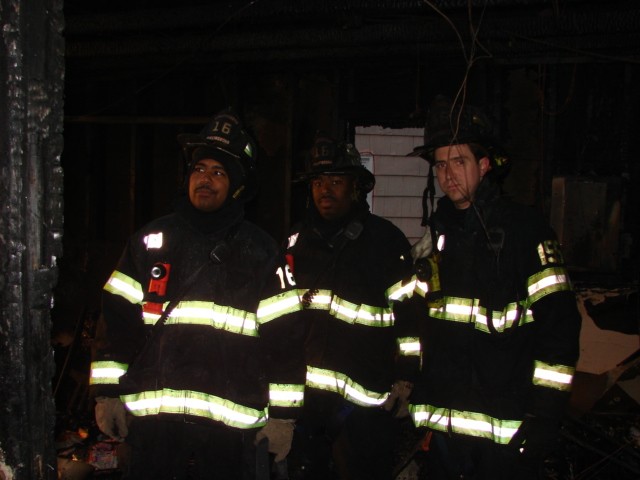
top-left (407, 97), bottom-right (581, 479)
top-left (90, 109), bottom-right (305, 479)
top-left (285, 133), bottom-right (419, 479)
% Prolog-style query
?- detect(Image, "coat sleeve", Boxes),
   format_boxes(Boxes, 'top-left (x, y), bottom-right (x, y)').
top-left (382, 224), bottom-right (422, 383)
top-left (522, 216), bottom-right (581, 420)
top-left (257, 251), bottom-right (306, 420)
top-left (89, 238), bottom-right (147, 398)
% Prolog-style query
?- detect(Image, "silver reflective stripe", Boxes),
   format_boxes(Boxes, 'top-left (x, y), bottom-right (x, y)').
top-left (90, 360), bottom-right (128, 385)
top-left (533, 360), bottom-right (574, 391)
top-left (268, 383), bottom-right (305, 407)
top-left (330, 296), bottom-right (393, 327)
top-left (122, 388), bottom-right (267, 429)
top-left (429, 297), bottom-right (479, 323)
top-left (410, 404), bottom-right (522, 445)
top-left (258, 290), bottom-right (303, 324)
top-left (306, 366), bottom-right (387, 407)
top-left (299, 289), bottom-right (394, 328)
top-left (142, 310), bottom-right (162, 325)
top-left (387, 278), bottom-right (415, 302)
top-left (527, 267), bottom-right (572, 304)
top-left (414, 278), bottom-right (430, 298)
top-left (429, 297), bottom-right (534, 333)
top-left (398, 337), bottom-right (421, 356)
top-left (299, 289), bottom-right (332, 310)
top-left (166, 301), bottom-right (258, 336)
top-left (104, 271), bottom-right (143, 305)
top-left (474, 303), bottom-right (533, 333)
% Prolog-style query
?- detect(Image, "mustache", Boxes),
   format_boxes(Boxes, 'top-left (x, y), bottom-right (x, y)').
top-left (319, 194), bottom-right (336, 201)
top-left (195, 184), bottom-right (215, 192)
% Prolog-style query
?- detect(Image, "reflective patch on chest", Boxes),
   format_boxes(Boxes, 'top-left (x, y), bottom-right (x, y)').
top-left (537, 240), bottom-right (565, 265)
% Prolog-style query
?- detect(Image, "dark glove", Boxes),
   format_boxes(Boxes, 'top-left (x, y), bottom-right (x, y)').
top-left (510, 415), bottom-right (560, 465)
top-left (382, 380), bottom-right (413, 418)
top-left (255, 418), bottom-right (295, 462)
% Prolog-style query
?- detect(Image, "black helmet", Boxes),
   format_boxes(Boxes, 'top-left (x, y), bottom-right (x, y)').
top-left (409, 95), bottom-right (509, 177)
top-left (178, 108), bottom-right (258, 202)
top-left (295, 132), bottom-right (375, 194)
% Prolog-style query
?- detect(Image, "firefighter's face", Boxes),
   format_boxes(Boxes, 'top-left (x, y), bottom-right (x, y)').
top-left (189, 158), bottom-right (230, 212)
top-left (433, 144), bottom-right (490, 209)
top-left (311, 174), bottom-right (356, 221)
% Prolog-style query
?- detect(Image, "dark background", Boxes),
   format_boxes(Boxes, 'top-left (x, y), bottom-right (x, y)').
top-left (54, 0), bottom-right (640, 391)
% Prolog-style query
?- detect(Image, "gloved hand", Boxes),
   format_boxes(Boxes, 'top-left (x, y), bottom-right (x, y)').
top-left (255, 418), bottom-right (295, 462)
top-left (95, 396), bottom-right (128, 440)
top-left (509, 414), bottom-right (560, 466)
top-left (411, 231), bottom-right (433, 262)
top-left (382, 380), bottom-right (413, 418)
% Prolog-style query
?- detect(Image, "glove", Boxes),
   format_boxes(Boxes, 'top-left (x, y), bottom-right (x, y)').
top-left (509, 415), bottom-right (559, 466)
top-left (382, 380), bottom-right (413, 418)
top-left (255, 418), bottom-right (295, 462)
top-left (95, 396), bottom-right (128, 440)
top-left (411, 231), bottom-right (433, 261)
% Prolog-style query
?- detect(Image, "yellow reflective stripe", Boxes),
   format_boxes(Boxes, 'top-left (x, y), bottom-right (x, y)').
top-left (268, 383), bottom-right (305, 408)
top-left (430, 297), bottom-right (536, 333)
top-left (330, 296), bottom-right (393, 327)
top-left (121, 389), bottom-right (267, 429)
top-left (398, 337), bottom-right (421, 356)
top-left (142, 310), bottom-right (162, 325)
top-left (410, 404), bottom-right (522, 445)
top-left (474, 303), bottom-right (533, 333)
top-left (298, 289), bottom-right (332, 310)
top-left (258, 290), bottom-right (303, 325)
top-left (166, 301), bottom-right (258, 336)
top-left (406, 275), bottom-right (429, 298)
top-left (90, 361), bottom-right (128, 385)
top-left (533, 360), bottom-right (575, 391)
top-left (387, 278), bottom-right (415, 302)
top-left (429, 297), bottom-right (478, 323)
top-left (306, 366), bottom-right (387, 407)
top-left (299, 289), bottom-right (393, 327)
top-left (104, 271), bottom-right (143, 305)
top-left (527, 267), bottom-right (572, 304)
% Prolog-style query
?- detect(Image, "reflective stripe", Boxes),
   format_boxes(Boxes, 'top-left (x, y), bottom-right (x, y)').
top-left (300, 289), bottom-right (332, 310)
top-left (410, 404), bottom-right (522, 445)
top-left (164, 301), bottom-right (258, 336)
top-left (306, 366), bottom-right (387, 407)
top-left (299, 289), bottom-right (394, 327)
top-left (258, 290), bottom-right (303, 325)
top-left (533, 360), bottom-right (574, 391)
top-left (527, 267), bottom-right (572, 304)
top-left (121, 389), bottom-right (267, 429)
top-left (430, 297), bottom-right (479, 323)
top-left (269, 383), bottom-right (305, 408)
top-left (474, 303), bottom-right (533, 333)
top-left (387, 278), bottom-right (415, 302)
top-left (143, 232), bottom-right (163, 249)
top-left (142, 310), bottom-right (162, 324)
top-left (90, 361), bottom-right (128, 385)
top-left (428, 297), bottom-right (533, 333)
top-left (414, 278), bottom-right (430, 298)
top-left (104, 271), bottom-right (143, 305)
top-left (398, 337), bottom-right (421, 356)
top-left (330, 296), bottom-right (393, 327)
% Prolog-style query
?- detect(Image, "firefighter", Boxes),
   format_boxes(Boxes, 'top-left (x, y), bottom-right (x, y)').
top-left (89, 109), bottom-right (305, 480)
top-left (285, 133), bottom-right (419, 479)
top-left (407, 96), bottom-right (581, 479)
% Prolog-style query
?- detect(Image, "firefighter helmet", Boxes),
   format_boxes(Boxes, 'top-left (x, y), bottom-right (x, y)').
top-left (409, 95), bottom-right (510, 178)
top-left (295, 132), bottom-right (375, 194)
top-left (178, 108), bottom-right (258, 202)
